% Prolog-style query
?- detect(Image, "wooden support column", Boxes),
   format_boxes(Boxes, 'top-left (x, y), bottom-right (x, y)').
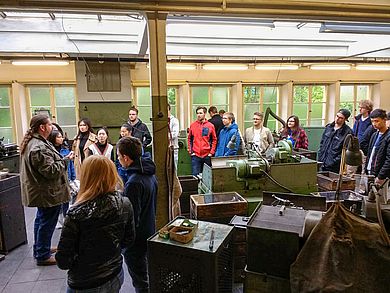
top-left (146, 12), bottom-right (169, 229)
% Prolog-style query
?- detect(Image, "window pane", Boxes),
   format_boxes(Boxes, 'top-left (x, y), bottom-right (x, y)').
top-left (357, 85), bottom-right (369, 100)
top-left (299, 119), bottom-right (307, 127)
top-left (137, 87), bottom-right (151, 106)
top-left (56, 107), bottom-right (77, 125)
top-left (214, 105), bottom-right (228, 112)
top-left (339, 102), bottom-right (354, 113)
top-left (266, 120), bottom-right (276, 131)
top-left (212, 87), bottom-right (229, 105)
top-left (0, 109), bottom-right (11, 127)
top-left (244, 121), bottom-right (252, 130)
top-left (54, 86), bottom-right (76, 106)
top-left (0, 128), bottom-right (13, 142)
top-left (138, 106), bottom-right (151, 124)
top-left (62, 126), bottom-right (77, 140)
top-left (243, 86), bottom-right (260, 103)
top-left (0, 87), bottom-right (10, 107)
top-left (263, 103), bottom-right (277, 114)
top-left (293, 86), bottom-right (309, 103)
top-left (263, 87), bottom-right (277, 103)
top-left (294, 104), bottom-right (309, 122)
top-left (310, 119), bottom-right (323, 126)
top-left (311, 103), bottom-right (324, 119)
top-left (192, 87), bottom-right (209, 105)
top-left (30, 87), bottom-right (51, 106)
top-left (244, 104), bottom-right (260, 121)
top-left (170, 106), bottom-right (177, 117)
top-left (340, 86), bottom-right (354, 102)
top-left (168, 87), bottom-right (176, 105)
top-left (312, 86), bottom-right (325, 102)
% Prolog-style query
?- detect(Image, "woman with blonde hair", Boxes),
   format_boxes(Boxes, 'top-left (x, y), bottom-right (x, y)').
top-left (56, 155), bottom-right (135, 293)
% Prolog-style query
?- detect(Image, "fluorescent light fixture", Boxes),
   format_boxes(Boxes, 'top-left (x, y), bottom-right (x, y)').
top-left (355, 64), bottom-right (390, 71)
top-left (310, 64), bottom-right (351, 70)
top-left (320, 22), bottom-right (390, 34)
top-left (202, 64), bottom-right (248, 71)
top-left (255, 64), bottom-right (299, 70)
top-left (166, 63), bottom-right (196, 70)
top-left (11, 60), bottom-right (70, 66)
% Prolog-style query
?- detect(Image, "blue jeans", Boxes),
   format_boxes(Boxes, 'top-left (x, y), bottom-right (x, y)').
top-left (33, 205), bottom-right (61, 261)
top-left (191, 155), bottom-right (211, 176)
top-left (123, 245), bottom-right (149, 293)
top-left (66, 268), bottom-right (124, 293)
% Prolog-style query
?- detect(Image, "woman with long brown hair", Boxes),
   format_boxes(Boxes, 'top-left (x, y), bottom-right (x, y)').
top-left (280, 115), bottom-right (309, 149)
top-left (71, 118), bottom-right (97, 179)
top-left (56, 155), bottom-right (135, 293)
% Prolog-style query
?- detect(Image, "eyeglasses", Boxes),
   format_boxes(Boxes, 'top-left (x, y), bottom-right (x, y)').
top-left (253, 118), bottom-right (261, 121)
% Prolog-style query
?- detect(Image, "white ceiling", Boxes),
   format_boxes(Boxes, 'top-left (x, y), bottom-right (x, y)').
top-left (0, 12), bottom-right (389, 61)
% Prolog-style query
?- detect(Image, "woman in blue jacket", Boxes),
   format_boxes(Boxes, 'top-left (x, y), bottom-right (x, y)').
top-left (215, 112), bottom-right (241, 157)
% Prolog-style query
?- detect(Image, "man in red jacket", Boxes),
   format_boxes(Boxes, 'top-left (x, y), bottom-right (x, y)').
top-left (188, 106), bottom-right (217, 175)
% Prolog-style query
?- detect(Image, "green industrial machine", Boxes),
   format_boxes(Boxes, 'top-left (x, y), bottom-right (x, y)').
top-left (199, 140), bottom-right (318, 214)
top-left (177, 130), bottom-right (192, 176)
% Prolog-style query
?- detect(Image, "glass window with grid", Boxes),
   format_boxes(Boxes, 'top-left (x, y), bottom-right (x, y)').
top-left (191, 86), bottom-right (229, 121)
top-left (243, 85), bottom-right (279, 131)
top-left (293, 85), bottom-right (326, 127)
top-left (27, 85), bottom-right (78, 139)
top-left (340, 84), bottom-right (370, 127)
top-left (0, 86), bottom-right (14, 143)
top-left (135, 86), bottom-right (178, 131)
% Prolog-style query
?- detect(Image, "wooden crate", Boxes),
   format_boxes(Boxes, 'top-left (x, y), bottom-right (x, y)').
top-left (244, 266), bottom-right (290, 293)
top-left (190, 192), bottom-right (248, 224)
top-left (317, 171), bottom-right (355, 191)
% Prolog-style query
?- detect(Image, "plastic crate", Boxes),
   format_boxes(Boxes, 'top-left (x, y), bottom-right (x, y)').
top-left (148, 218), bottom-right (234, 293)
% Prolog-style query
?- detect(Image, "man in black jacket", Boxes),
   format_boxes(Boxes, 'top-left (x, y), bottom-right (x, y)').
top-left (208, 106), bottom-right (224, 136)
top-left (365, 109), bottom-right (390, 190)
top-left (117, 136), bottom-right (158, 293)
top-left (318, 109), bottom-right (353, 173)
top-left (127, 106), bottom-right (152, 149)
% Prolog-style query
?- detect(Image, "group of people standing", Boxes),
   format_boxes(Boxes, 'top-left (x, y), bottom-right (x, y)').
top-left (187, 106), bottom-right (309, 175)
top-left (20, 106), bottom-right (158, 293)
top-left (318, 100), bottom-right (390, 194)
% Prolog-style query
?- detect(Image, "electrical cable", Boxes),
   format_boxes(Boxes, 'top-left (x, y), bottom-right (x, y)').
top-left (260, 170), bottom-right (294, 193)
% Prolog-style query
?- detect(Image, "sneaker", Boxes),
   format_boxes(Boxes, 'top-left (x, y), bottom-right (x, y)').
top-left (36, 256), bottom-right (56, 266)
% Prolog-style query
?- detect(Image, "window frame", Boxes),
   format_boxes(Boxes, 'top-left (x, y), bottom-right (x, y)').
top-left (242, 84), bottom-right (279, 131)
top-left (26, 84), bottom-right (79, 138)
top-left (190, 84), bottom-right (231, 121)
top-left (0, 85), bottom-right (15, 142)
top-left (339, 83), bottom-right (372, 117)
top-left (133, 86), bottom-right (179, 131)
top-left (293, 84), bottom-right (328, 127)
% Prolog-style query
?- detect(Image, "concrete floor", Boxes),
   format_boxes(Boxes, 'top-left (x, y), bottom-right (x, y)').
top-left (0, 207), bottom-right (243, 293)
top-left (0, 207), bottom-right (136, 293)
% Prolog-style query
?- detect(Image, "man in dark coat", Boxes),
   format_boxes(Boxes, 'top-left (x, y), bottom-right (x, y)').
top-left (117, 136), bottom-right (158, 293)
top-left (365, 109), bottom-right (390, 187)
top-left (208, 106), bottom-right (224, 136)
top-left (318, 109), bottom-right (353, 173)
top-left (127, 106), bottom-right (152, 149)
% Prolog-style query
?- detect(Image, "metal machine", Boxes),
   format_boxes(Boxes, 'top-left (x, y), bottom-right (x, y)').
top-left (199, 141), bottom-right (318, 214)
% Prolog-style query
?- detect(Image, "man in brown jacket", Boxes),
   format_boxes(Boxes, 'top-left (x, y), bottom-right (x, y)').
top-left (20, 114), bottom-right (70, 266)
